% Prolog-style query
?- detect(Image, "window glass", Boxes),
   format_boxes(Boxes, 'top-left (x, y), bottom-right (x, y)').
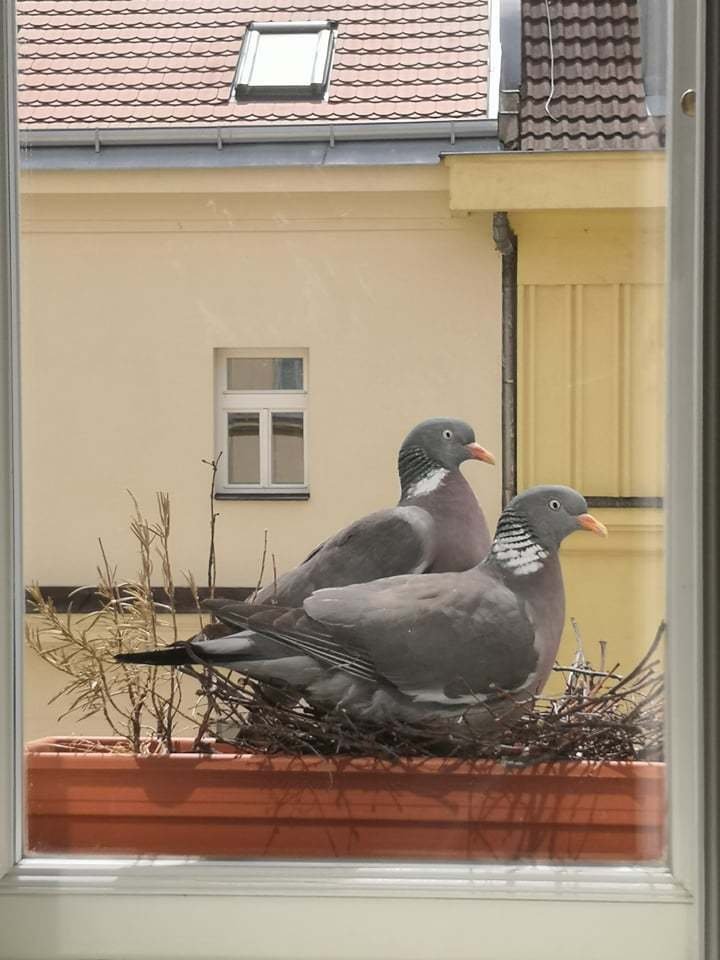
top-left (251, 32), bottom-right (321, 87)
top-left (18, 0), bottom-right (670, 871)
top-left (233, 21), bottom-right (336, 100)
top-left (228, 412), bottom-right (261, 484)
top-left (271, 411), bottom-right (304, 484)
top-left (227, 357), bottom-right (304, 391)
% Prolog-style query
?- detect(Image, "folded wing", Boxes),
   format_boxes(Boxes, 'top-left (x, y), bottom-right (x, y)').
top-left (255, 506), bottom-right (436, 606)
top-left (207, 568), bottom-right (539, 708)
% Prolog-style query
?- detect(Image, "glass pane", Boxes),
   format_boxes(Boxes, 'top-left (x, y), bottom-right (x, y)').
top-left (272, 412), bottom-right (304, 484)
top-left (251, 32), bottom-right (319, 87)
top-left (17, 0), bottom-right (678, 875)
top-left (227, 412), bottom-right (260, 484)
top-left (227, 357), bottom-right (303, 391)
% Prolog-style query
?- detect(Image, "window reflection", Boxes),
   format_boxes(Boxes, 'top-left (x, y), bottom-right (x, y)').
top-left (228, 412), bottom-right (260, 484)
top-left (271, 411), bottom-right (304, 484)
top-left (227, 357), bottom-right (303, 392)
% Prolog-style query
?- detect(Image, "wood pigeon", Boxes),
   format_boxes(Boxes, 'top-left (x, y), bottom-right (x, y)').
top-left (253, 416), bottom-right (494, 606)
top-left (118, 486), bottom-right (607, 723)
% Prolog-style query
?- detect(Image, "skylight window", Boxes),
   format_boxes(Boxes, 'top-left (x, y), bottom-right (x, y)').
top-left (233, 21), bottom-right (337, 102)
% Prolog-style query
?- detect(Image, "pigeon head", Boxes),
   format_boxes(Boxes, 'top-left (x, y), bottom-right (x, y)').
top-left (490, 485), bottom-right (607, 577)
top-left (398, 418), bottom-right (495, 498)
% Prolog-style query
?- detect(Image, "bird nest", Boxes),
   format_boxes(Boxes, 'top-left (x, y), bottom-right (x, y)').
top-left (183, 621), bottom-right (665, 764)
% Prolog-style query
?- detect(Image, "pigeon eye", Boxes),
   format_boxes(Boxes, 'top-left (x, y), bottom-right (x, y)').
top-left (442, 429), bottom-right (453, 440)
top-left (549, 499), bottom-right (561, 511)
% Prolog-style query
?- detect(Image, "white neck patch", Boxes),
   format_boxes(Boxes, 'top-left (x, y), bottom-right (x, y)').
top-left (491, 521), bottom-right (549, 577)
top-left (406, 467), bottom-right (449, 499)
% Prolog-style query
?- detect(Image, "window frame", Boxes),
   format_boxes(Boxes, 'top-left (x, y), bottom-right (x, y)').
top-left (214, 348), bottom-right (309, 499)
top-left (0, 1), bottom-right (711, 957)
top-left (232, 20), bottom-right (338, 103)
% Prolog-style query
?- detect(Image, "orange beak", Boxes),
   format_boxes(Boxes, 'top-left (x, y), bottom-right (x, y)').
top-left (577, 513), bottom-right (608, 537)
top-left (465, 442), bottom-right (496, 466)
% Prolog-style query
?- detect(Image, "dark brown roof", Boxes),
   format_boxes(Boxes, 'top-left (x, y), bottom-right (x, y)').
top-left (16, 1), bottom-right (491, 129)
top-left (518, 0), bottom-right (662, 151)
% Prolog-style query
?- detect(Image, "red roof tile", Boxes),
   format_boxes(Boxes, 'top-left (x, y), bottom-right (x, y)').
top-left (518, 0), bottom-right (662, 151)
top-left (17, 1), bottom-right (491, 129)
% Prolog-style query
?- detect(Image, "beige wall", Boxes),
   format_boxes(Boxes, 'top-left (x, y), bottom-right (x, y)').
top-left (20, 170), bottom-right (502, 591)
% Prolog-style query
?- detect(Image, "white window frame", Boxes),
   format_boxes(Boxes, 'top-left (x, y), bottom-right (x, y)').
top-left (232, 20), bottom-right (337, 103)
top-left (0, 1), bottom-right (709, 957)
top-left (214, 348), bottom-right (309, 497)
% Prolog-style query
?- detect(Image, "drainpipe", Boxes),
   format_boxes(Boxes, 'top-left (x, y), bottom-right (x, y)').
top-left (492, 212), bottom-right (518, 507)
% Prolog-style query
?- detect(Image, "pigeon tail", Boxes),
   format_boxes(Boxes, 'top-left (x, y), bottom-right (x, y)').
top-left (116, 645), bottom-right (193, 666)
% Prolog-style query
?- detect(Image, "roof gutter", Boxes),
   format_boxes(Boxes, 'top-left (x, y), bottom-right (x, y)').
top-left (19, 119), bottom-right (497, 151)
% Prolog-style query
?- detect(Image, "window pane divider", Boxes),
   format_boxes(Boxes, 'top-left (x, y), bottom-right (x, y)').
top-left (260, 407), bottom-right (271, 487)
top-left (223, 394), bottom-right (305, 411)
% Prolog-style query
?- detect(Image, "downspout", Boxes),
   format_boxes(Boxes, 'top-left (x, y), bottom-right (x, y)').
top-left (492, 212), bottom-right (518, 507)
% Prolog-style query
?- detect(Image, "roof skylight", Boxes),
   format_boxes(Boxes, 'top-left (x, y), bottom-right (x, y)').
top-left (233, 21), bottom-right (337, 102)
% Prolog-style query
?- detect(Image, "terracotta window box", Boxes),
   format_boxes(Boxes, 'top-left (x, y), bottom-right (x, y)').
top-left (25, 737), bottom-right (665, 862)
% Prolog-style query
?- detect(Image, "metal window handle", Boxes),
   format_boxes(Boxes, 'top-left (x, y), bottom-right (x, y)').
top-left (681, 89), bottom-right (697, 117)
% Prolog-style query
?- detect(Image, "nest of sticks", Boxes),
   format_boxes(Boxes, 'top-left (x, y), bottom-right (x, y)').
top-left (181, 620), bottom-right (665, 764)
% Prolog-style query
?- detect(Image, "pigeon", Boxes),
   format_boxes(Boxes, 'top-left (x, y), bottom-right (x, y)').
top-left (114, 417), bottom-right (493, 711)
top-left (252, 416), bottom-right (494, 607)
top-left (117, 486), bottom-right (607, 724)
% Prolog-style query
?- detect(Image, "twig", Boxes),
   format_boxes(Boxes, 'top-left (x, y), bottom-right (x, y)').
top-left (201, 453), bottom-right (222, 599)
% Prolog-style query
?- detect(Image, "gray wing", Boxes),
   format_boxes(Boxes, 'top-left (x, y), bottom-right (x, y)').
top-left (255, 506), bottom-right (436, 606)
top-left (303, 571), bottom-right (539, 704)
top-left (208, 570), bottom-right (538, 707)
top-left (204, 599), bottom-right (377, 681)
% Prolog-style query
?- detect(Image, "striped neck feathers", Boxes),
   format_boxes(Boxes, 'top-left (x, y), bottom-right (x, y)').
top-left (490, 509), bottom-right (549, 577)
top-left (399, 445), bottom-right (449, 499)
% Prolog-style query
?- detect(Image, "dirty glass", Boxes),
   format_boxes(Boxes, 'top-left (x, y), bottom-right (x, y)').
top-left (271, 411), bottom-right (304, 484)
top-left (19, 0), bottom-right (669, 867)
top-left (228, 412), bottom-right (261, 484)
top-left (227, 357), bottom-right (304, 391)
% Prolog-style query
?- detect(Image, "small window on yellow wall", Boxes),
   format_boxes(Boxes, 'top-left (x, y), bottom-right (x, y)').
top-left (215, 350), bottom-right (308, 499)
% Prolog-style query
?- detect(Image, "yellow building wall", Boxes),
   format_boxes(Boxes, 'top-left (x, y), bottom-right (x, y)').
top-left (19, 169), bottom-right (502, 591)
top-left (446, 152), bottom-right (667, 684)
top-left (514, 209), bottom-right (665, 686)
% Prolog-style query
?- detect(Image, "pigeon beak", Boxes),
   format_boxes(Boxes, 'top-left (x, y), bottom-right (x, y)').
top-left (465, 443), bottom-right (496, 465)
top-left (577, 513), bottom-right (608, 537)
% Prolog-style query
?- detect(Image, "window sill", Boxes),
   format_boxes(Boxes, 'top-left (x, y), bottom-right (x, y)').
top-left (215, 491), bottom-right (310, 501)
top-left (0, 858), bottom-right (691, 903)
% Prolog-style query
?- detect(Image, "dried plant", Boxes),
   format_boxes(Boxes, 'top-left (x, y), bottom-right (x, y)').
top-left (26, 490), bottom-right (210, 753)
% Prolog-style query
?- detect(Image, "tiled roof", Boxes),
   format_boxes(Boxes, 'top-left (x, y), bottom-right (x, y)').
top-left (16, 1), bottom-right (491, 129)
top-left (518, 0), bottom-right (663, 151)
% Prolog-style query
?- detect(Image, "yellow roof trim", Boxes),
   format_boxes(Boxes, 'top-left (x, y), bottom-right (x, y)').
top-left (445, 151), bottom-right (667, 211)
